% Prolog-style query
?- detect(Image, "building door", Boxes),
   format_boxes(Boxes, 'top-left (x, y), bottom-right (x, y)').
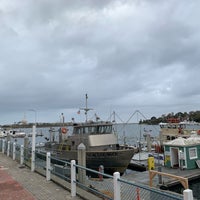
top-left (170, 147), bottom-right (179, 168)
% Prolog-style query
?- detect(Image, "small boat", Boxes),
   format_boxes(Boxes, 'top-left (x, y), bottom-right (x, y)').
top-left (0, 129), bottom-right (7, 138)
top-left (28, 131), bottom-right (44, 137)
top-left (128, 151), bottom-right (148, 171)
top-left (7, 130), bottom-right (26, 138)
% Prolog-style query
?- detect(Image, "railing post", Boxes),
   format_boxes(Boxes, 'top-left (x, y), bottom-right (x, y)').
top-left (2, 139), bottom-right (5, 153)
top-left (13, 142), bottom-right (16, 160)
top-left (77, 143), bottom-right (86, 184)
top-left (46, 152), bottom-right (51, 181)
top-left (7, 141), bottom-right (10, 157)
top-left (31, 125), bottom-right (36, 172)
top-left (183, 189), bottom-right (193, 200)
top-left (114, 172), bottom-right (121, 200)
top-left (20, 145), bottom-right (24, 165)
top-left (0, 139), bottom-right (2, 151)
top-left (71, 160), bottom-right (76, 197)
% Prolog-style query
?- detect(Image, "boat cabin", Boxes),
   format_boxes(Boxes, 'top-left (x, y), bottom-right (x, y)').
top-left (159, 122), bottom-right (195, 144)
top-left (60, 121), bottom-right (119, 151)
top-left (73, 122), bottom-right (113, 135)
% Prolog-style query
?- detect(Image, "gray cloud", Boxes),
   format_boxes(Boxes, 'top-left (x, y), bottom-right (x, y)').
top-left (0, 0), bottom-right (200, 124)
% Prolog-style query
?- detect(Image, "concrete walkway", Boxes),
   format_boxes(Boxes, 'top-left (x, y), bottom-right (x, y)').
top-left (0, 153), bottom-right (83, 200)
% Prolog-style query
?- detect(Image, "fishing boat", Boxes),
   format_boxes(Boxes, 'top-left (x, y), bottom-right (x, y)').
top-left (38, 94), bottom-right (135, 175)
top-left (159, 118), bottom-right (199, 147)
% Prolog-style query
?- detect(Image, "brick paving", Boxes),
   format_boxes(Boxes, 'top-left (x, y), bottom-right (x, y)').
top-left (0, 153), bottom-right (83, 200)
top-left (0, 166), bottom-right (36, 200)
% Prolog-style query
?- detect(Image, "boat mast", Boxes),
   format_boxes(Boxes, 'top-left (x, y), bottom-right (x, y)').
top-left (80, 93), bottom-right (93, 122)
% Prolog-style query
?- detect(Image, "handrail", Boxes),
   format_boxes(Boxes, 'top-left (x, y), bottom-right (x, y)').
top-left (149, 170), bottom-right (189, 189)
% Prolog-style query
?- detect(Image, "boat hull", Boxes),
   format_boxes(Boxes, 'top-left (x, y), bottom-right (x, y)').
top-left (38, 147), bottom-right (135, 175)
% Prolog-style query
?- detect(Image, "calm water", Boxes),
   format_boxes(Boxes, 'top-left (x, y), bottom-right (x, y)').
top-left (168, 179), bottom-right (200, 200)
top-left (9, 123), bottom-right (200, 199)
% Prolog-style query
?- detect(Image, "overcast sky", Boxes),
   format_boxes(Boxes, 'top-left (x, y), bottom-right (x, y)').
top-left (0, 0), bottom-right (200, 125)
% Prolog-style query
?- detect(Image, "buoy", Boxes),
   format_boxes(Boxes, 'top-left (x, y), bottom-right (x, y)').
top-left (61, 127), bottom-right (67, 134)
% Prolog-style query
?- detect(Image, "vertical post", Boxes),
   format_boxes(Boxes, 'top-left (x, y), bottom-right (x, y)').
top-left (158, 166), bottom-right (162, 184)
top-left (31, 125), bottom-right (36, 172)
top-left (113, 172), bottom-right (121, 200)
top-left (183, 189), bottom-right (193, 200)
top-left (20, 145), bottom-right (24, 165)
top-left (136, 188), bottom-right (140, 200)
top-left (24, 136), bottom-right (29, 163)
top-left (13, 142), bottom-right (16, 160)
top-left (46, 152), bottom-right (51, 181)
top-left (7, 141), bottom-right (10, 157)
top-left (71, 160), bottom-right (76, 197)
top-left (77, 143), bottom-right (86, 184)
top-left (98, 165), bottom-right (104, 181)
top-left (2, 139), bottom-right (5, 153)
top-left (0, 139), bottom-right (2, 151)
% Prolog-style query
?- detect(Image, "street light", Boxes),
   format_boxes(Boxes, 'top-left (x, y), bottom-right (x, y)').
top-left (28, 109), bottom-right (37, 125)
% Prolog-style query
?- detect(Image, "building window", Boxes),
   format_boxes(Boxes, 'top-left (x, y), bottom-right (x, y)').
top-left (189, 148), bottom-right (197, 159)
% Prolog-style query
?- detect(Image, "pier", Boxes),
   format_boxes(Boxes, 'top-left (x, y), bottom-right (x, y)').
top-left (0, 152), bottom-right (84, 200)
top-left (0, 137), bottom-right (196, 200)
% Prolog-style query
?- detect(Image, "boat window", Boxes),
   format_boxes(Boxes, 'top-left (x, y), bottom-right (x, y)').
top-left (88, 126), bottom-right (92, 133)
top-left (73, 128), bottom-right (80, 134)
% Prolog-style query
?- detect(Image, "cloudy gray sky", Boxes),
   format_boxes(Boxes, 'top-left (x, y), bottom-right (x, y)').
top-left (0, 0), bottom-right (200, 124)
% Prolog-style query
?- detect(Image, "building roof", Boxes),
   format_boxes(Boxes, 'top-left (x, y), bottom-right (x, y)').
top-left (164, 134), bottom-right (200, 146)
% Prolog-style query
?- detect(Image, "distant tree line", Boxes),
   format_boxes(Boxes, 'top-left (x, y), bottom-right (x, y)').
top-left (139, 110), bottom-right (200, 125)
top-left (2, 122), bottom-right (73, 129)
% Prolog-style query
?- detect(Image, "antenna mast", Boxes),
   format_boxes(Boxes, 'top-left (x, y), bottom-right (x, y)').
top-left (80, 93), bottom-right (93, 122)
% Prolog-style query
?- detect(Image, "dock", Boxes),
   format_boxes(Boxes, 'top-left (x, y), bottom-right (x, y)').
top-left (0, 150), bottom-right (198, 200)
top-left (0, 152), bottom-right (100, 200)
top-left (123, 164), bottom-right (200, 190)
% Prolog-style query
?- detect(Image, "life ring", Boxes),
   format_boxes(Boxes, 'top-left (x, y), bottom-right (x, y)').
top-left (61, 127), bottom-right (67, 134)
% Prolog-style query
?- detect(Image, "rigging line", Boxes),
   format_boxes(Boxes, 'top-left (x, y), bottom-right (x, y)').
top-left (106, 111), bottom-right (125, 123)
top-left (114, 112), bottom-right (125, 123)
top-left (137, 110), bottom-right (160, 133)
top-left (126, 110), bottom-right (139, 124)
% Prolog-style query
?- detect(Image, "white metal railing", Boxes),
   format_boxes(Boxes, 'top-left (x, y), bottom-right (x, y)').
top-left (0, 139), bottom-right (194, 200)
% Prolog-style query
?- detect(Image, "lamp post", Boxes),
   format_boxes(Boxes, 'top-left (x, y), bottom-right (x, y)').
top-left (28, 109), bottom-right (37, 125)
top-left (28, 109), bottom-right (37, 172)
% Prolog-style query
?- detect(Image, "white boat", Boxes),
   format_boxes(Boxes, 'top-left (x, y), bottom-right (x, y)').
top-left (7, 130), bottom-right (26, 138)
top-left (28, 131), bottom-right (44, 137)
top-left (0, 129), bottom-right (7, 138)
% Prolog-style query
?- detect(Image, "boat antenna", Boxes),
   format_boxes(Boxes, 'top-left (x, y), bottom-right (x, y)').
top-left (79, 93), bottom-right (93, 122)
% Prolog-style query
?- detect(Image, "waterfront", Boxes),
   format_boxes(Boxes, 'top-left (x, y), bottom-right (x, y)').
top-left (5, 123), bottom-right (200, 199)
top-left (168, 179), bottom-right (200, 200)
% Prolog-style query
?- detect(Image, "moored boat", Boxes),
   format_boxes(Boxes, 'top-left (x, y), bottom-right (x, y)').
top-left (37, 94), bottom-right (135, 175)
top-left (7, 130), bottom-right (26, 138)
top-left (0, 129), bottom-right (7, 138)
top-left (159, 118), bottom-right (199, 148)
top-left (43, 121), bottom-right (135, 175)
